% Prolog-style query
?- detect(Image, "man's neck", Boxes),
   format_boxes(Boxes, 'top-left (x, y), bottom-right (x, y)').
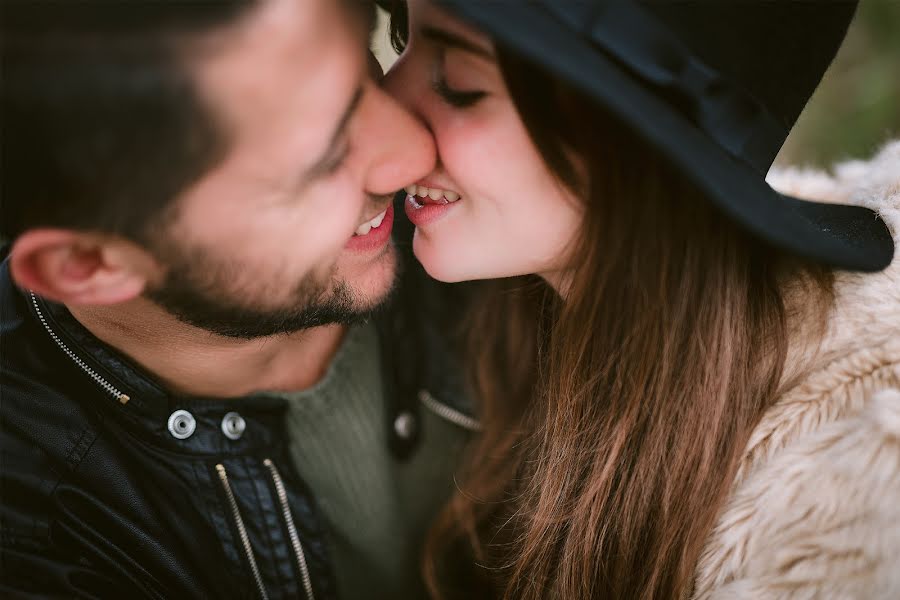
top-left (68, 298), bottom-right (348, 398)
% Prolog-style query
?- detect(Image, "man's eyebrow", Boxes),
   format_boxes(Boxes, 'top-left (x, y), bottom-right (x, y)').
top-left (303, 86), bottom-right (365, 183)
top-left (341, 0), bottom-right (377, 34)
top-left (362, 0), bottom-right (377, 34)
top-left (421, 25), bottom-right (494, 60)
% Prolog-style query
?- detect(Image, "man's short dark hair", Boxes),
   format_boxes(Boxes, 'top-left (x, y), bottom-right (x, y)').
top-left (1, 0), bottom-right (257, 242)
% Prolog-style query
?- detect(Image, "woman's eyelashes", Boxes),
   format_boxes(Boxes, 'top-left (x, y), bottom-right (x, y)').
top-left (432, 74), bottom-right (486, 107)
top-left (431, 57), bottom-right (486, 108)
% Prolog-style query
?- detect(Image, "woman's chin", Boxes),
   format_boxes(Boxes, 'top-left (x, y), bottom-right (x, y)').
top-left (412, 229), bottom-right (480, 283)
top-left (412, 234), bottom-right (459, 282)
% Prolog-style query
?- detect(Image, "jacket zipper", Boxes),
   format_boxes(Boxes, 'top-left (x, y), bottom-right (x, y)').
top-left (30, 292), bottom-right (130, 404)
top-left (31, 292), bottom-right (309, 598)
top-left (419, 390), bottom-right (482, 431)
top-left (263, 458), bottom-right (315, 600)
top-left (215, 464), bottom-right (269, 600)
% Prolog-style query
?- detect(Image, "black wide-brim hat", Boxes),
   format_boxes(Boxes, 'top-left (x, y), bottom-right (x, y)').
top-left (431, 0), bottom-right (894, 272)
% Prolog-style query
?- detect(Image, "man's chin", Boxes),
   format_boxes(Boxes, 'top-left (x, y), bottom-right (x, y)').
top-left (148, 251), bottom-right (400, 340)
top-left (333, 241), bottom-right (399, 311)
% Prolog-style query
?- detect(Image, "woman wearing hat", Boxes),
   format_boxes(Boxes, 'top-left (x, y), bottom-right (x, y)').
top-left (384, 0), bottom-right (899, 598)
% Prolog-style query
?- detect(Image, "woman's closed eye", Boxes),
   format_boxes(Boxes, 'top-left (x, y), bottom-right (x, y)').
top-left (432, 73), bottom-right (486, 108)
top-left (430, 53), bottom-right (486, 108)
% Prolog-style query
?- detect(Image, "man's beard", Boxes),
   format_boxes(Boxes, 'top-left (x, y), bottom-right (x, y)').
top-left (145, 243), bottom-right (396, 340)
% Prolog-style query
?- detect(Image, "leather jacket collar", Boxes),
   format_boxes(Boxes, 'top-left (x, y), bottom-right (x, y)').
top-left (2, 204), bottom-right (477, 460)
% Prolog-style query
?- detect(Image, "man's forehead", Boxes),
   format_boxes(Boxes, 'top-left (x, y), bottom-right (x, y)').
top-left (182, 0), bottom-right (368, 198)
top-left (192, 0), bottom-right (357, 63)
top-left (189, 0), bottom-right (365, 117)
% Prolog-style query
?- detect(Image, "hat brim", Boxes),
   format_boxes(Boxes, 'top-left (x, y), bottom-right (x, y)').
top-left (440, 1), bottom-right (894, 272)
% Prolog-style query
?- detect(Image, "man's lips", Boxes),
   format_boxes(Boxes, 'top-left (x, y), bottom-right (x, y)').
top-left (353, 207), bottom-right (389, 236)
top-left (345, 203), bottom-right (394, 253)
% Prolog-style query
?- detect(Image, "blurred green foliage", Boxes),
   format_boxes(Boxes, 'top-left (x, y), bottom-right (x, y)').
top-left (778, 0), bottom-right (900, 167)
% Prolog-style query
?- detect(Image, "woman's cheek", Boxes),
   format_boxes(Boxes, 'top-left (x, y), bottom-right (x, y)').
top-left (437, 121), bottom-right (504, 191)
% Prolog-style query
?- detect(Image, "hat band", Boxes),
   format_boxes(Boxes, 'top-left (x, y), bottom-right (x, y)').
top-left (537, 0), bottom-right (785, 174)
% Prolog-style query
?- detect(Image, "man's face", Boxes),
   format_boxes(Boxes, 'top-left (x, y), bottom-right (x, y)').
top-left (146, 0), bottom-right (435, 338)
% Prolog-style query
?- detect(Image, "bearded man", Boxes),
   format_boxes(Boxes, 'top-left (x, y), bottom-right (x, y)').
top-left (1, 1), bottom-right (475, 598)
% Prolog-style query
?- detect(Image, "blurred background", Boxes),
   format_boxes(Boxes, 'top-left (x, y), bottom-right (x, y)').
top-left (372, 0), bottom-right (900, 169)
top-left (776, 0), bottom-right (900, 167)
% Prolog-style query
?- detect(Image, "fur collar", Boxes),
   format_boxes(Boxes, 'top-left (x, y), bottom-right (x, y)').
top-left (734, 141), bottom-right (900, 480)
top-left (768, 140), bottom-right (900, 374)
top-left (692, 141), bottom-right (900, 599)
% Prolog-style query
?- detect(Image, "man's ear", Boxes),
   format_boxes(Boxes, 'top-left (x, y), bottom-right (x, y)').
top-left (9, 229), bottom-right (164, 306)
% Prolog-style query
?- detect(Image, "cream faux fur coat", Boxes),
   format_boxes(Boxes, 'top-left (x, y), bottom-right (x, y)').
top-left (692, 141), bottom-right (900, 599)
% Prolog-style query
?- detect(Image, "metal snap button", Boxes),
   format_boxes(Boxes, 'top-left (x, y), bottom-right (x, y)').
top-left (221, 412), bottom-right (246, 441)
top-left (393, 411), bottom-right (417, 440)
top-left (167, 409), bottom-right (196, 440)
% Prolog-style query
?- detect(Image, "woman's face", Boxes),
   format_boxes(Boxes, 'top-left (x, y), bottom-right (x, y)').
top-left (383, 0), bottom-right (583, 286)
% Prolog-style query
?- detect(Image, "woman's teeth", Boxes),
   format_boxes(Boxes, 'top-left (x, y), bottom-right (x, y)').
top-left (353, 209), bottom-right (387, 236)
top-left (404, 184), bottom-right (460, 204)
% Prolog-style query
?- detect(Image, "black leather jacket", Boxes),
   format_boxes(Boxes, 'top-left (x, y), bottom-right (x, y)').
top-left (0, 204), bottom-right (474, 599)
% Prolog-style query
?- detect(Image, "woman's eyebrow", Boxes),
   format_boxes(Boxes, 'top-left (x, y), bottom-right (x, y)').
top-left (421, 25), bottom-right (494, 60)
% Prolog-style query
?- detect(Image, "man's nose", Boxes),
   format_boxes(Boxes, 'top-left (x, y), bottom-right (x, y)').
top-left (358, 79), bottom-right (436, 197)
top-left (381, 52), bottom-right (430, 127)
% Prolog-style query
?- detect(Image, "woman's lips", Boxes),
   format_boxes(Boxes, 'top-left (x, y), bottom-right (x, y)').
top-left (402, 183), bottom-right (462, 228)
top-left (403, 192), bottom-right (459, 228)
top-left (345, 203), bottom-right (394, 253)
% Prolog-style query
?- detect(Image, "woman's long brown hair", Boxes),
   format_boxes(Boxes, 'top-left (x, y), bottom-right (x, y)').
top-left (391, 9), bottom-right (834, 599)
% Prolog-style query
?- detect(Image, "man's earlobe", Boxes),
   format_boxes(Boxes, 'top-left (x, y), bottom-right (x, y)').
top-left (9, 229), bottom-right (162, 306)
